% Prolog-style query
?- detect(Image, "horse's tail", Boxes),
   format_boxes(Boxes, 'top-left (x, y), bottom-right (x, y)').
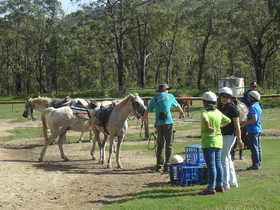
top-left (41, 107), bottom-right (54, 142)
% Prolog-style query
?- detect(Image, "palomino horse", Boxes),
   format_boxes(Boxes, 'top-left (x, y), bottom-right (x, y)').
top-left (39, 102), bottom-right (98, 162)
top-left (22, 96), bottom-right (93, 143)
top-left (90, 93), bottom-right (146, 169)
top-left (177, 94), bottom-right (193, 117)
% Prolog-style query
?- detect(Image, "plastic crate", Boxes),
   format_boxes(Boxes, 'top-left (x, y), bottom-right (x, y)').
top-left (169, 164), bottom-right (207, 186)
top-left (185, 145), bottom-right (205, 166)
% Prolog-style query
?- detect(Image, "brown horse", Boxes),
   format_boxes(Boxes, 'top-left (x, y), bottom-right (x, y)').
top-left (177, 94), bottom-right (193, 118)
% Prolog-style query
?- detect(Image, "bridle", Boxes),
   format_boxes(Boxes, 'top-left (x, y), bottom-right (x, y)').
top-left (23, 101), bottom-right (35, 121)
top-left (131, 96), bottom-right (146, 119)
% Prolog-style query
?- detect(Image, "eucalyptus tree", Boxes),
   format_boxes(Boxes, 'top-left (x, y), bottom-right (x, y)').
top-left (228, 0), bottom-right (280, 86)
top-left (0, 0), bottom-right (63, 94)
top-left (84, 0), bottom-right (152, 91)
top-left (188, 0), bottom-right (227, 90)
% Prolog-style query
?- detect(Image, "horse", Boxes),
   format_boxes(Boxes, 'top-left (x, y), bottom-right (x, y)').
top-left (90, 93), bottom-right (146, 169)
top-left (22, 96), bottom-right (93, 143)
top-left (177, 94), bottom-right (193, 118)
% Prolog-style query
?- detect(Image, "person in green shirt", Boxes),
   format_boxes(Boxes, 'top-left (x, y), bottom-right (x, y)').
top-left (199, 91), bottom-right (231, 195)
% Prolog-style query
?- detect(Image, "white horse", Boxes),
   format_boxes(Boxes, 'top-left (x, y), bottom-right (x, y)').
top-left (90, 93), bottom-right (146, 169)
top-left (22, 96), bottom-right (93, 143)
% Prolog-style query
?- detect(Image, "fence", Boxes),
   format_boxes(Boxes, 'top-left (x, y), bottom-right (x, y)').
top-left (1, 94), bottom-right (280, 138)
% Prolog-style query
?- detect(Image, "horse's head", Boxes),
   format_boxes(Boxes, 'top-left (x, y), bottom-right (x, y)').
top-left (129, 93), bottom-right (146, 119)
top-left (22, 99), bottom-right (34, 120)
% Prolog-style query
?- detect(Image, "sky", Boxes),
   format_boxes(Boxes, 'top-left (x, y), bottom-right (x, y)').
top-left (59, 0), bottom-right (90, 14)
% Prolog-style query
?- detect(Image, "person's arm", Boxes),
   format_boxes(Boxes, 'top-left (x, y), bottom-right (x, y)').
top-left (141, 110), bottom-right (149, 123)
top-left (233, 117), bottom-right (244, 149)
top-left (220, 120), bottom-right (231, 128)
top-left (177, 104), bottom-right (184, 118)
top-left (202, 117), bottom-right (215, 133)
top-left (242, 114), bottom-right (257, 127)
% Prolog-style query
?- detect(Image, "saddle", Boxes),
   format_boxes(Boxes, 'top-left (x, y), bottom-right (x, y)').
top-left (93, 103), bottom-right (115, 135)
top-left (51, 96), bottom-right (71, 108)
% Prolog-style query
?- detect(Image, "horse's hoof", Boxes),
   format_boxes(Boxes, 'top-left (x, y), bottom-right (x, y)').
top-left (92, 156), bottom-right (97, 160)
top-left (118, 165), bottom-right (123, 169)
top-left (107, 165), bottom-right (112, 169)
top-left (77, 141), bottom-right (81, 143)
top-left (38, 158), bottom-right (43, 162)
top-left (64, 158), bottom-right (70, 161)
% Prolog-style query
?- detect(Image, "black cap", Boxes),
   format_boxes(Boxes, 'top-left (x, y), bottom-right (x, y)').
top-left (250, 82), bottom-right (258, 87)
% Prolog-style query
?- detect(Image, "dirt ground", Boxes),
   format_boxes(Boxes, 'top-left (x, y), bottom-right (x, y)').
top-left (0, 118), bottom-right (272, 210)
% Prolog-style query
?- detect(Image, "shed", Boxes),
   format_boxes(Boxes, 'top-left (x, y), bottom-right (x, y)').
top-left (218, 77), bottom-right (244, 96)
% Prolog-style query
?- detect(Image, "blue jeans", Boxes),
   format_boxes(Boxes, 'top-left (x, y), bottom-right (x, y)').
top-left (248, 132), bottom-right (262, 169)
top-left (203, 148), bottom-right (223, 190)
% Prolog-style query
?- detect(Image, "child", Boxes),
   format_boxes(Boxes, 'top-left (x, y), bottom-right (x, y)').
top-left (199, 91), bottom-right (231, 195)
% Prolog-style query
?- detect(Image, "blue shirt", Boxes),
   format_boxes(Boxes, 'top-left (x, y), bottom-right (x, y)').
top-left (246, 102), bottom-right (262, 133)
top-left (147, 92), bottom-right (178, 126)
top-left (241, 89), bottom-right (251, 107)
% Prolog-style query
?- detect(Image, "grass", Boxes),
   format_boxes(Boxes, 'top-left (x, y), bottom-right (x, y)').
top-left (102, 138), bottom-right (280, 210)
top-left (1, 95), bottom-right (280, 209)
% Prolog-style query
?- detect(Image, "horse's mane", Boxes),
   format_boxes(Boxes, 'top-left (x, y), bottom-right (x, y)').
top-left (115, 93), bottom-right (137, 112)
top-left (30, 96), bottom-right (52, 106)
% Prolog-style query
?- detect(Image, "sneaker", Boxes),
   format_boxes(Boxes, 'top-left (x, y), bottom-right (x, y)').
top-left (215, 186), bottom-right (224, 193)
top-left (198, 188), bottom-right (216, 195)
top-left (247, 165), bottom-right (259, 170)
top-left (156, 167), bottom-right (162, 172)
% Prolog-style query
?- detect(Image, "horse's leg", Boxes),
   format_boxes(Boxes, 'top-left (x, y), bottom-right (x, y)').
top-left (39, 133), bottom-right (58, 162)
top-left (89, 131), bottom-right (93, 143)
top-left (100, 134), bottom-right (109, 164)
top-left (77, 132), bottom-right (84, 143)
top-left (116, 135), bottom-right (124, 169)
top-left (187, 104), bottom-right (190, 117)
top-left (90, 131), bottom-right (100, 160)
top-left (57, 131), bottom-right (69, 161)
top-left (107, 135), bottom-right (116, 169)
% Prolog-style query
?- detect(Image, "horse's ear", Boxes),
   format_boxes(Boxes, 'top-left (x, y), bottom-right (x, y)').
top-left (129, 93), bottom-right (135, 97)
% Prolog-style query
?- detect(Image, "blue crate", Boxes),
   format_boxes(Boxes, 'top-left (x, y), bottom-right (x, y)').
top-left (185, 145), bottom-right (205, 166)
top-left (169, 164), bottom-right (207, 186)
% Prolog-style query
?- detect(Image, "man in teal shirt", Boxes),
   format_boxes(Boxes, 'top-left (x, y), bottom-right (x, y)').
top-left (141, 84), bottom-right (184, 172)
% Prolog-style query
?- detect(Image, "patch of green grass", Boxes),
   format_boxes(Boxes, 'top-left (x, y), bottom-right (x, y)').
top-left (102, 138), bottom-right (280, 210)
top-left (0, 127), bottom-right (42, 141)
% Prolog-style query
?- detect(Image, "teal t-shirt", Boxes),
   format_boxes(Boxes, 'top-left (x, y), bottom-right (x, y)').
top-left (147, 92), bottom-right (178, 126)
top-left (201, 109), bottom-right (231, 149)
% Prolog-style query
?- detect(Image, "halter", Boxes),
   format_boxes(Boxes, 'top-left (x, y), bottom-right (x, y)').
top-left (24, 101), bottom-right (35, 121)
top-left (131, 96), bottom-right (145, 119)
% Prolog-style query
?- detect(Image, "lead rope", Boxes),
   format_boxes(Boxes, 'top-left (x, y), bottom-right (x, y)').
top-left (140, 124), bottom-right (157, 153)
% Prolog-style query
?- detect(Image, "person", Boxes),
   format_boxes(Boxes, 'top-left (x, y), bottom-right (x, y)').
top-left (241, 82), bottom-right (258, 108)
top-left (241, 91), bottom-right (262, 170)
top-left (141, 84), bottom-right (184, 172)
top-left (198, 91), bottom-right (231, 195)
top-left (217, 87), bottom-right (243, 190)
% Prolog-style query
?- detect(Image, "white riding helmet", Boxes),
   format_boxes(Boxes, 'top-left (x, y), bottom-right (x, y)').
top-left (249, 91), bottom-right (260, 101)
top-left (202, 91), bottom-right (217, 102)
top-left (219, 87), bottom-right (233, 97)
top-left (170, 154), bottom-right (184, 165)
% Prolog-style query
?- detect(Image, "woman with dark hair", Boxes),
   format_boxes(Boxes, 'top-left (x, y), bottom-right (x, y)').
top-left (218, 87), bottom-right (243, 190)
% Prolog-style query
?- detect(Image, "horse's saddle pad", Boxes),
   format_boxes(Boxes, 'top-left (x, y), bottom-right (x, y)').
top-left (71, 105), bottom-right (90, 119)
top-left (93, 107), bottom-right (113, 131)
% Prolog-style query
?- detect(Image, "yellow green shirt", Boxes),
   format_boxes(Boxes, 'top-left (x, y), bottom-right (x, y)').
top-left (201, 109), bottom-right (231, 149)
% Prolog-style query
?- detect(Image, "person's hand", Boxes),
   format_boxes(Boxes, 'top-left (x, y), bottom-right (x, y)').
top-left (179, 112), bottom-right (184, 118)
top-left (206, 127), bottom-right (215, 133)
top-left (237, 138), bottom-right (244, 149)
